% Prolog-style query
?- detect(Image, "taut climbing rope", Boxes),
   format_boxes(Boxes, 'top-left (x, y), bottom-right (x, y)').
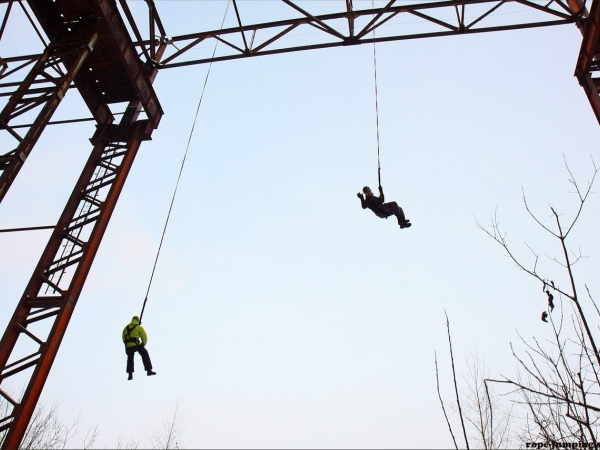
top-left (371, 0), bottom-right (382, 188)
top-left (139, 0), bottom-right (232, 324)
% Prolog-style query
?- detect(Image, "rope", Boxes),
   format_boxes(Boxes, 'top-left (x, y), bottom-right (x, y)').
top-left (0, 225), bottom-right (54, 233)
top-left (139, 0), bottom-right (231, 324)
top-left (371, 0), bottom-right (382, 188)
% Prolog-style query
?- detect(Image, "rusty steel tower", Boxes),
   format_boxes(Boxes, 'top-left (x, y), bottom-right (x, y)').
top-left (0, 0), bottom-right (599, 448)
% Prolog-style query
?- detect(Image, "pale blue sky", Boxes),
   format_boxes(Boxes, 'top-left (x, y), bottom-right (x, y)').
top-left (1, 1), bottom-right (599, 448)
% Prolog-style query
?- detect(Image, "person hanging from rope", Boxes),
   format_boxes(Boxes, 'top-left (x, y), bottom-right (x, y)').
top-left (357, 185), bottom-right (411, 229)
top-left (122, 316), bottom-right (156, 381)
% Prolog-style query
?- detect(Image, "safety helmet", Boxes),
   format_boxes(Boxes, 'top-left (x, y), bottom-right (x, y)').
top-left (132, 315), bottom-right (139, 322)
top-left (362, 186), bottom-right (372, 194)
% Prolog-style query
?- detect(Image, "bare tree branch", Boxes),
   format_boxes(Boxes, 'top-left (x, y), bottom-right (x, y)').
top-left (450, 158), bottom-right (600, 445)
top-left (521, 188), bottom-right (559, 238)
top-left (562, 155), bottom-right (599, 239)
top-left (445, 312), bottom-right (470, 449)
top-left (150, 400), bottom-right (184, 450)
top-left (435, 351), bottom-right (459, 450)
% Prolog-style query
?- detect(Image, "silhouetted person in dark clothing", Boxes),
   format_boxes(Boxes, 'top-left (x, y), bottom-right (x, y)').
top-left (357, 185), bottom-right (411, 229)
top-left (546, 290), bottom-right (555, 312)
top-left (541, 311), bottom-right (548, 322)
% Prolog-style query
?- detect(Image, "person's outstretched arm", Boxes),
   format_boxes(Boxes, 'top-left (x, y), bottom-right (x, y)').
top-left (357, 192), bottom-right (367, 209)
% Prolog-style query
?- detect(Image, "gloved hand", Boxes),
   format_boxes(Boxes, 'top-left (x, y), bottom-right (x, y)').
top-left (378, 185), bottom-right (383, 193)
top-left (357, 193), bottom-right (364, 200)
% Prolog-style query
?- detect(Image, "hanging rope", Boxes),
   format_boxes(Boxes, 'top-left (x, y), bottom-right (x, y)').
top-left (0, 225), bottom-right (54, 233)
top-left (139, 0), bottom-right (231, 324)
top-left (371, 0), bottom-right (382, 188)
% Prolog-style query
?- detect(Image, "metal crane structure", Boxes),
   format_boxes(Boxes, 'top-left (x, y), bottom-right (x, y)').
top-left (0, 0), bottom-right (599, 447)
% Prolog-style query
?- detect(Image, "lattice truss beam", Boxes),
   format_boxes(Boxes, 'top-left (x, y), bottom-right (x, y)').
top-left (127, 0), bottom-right (585, 68)
top-left (0, 27), bottom-right (99, 202)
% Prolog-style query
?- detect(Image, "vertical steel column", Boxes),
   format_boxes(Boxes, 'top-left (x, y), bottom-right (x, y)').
top-left (0, 116), bottom-right (151, 449)
top-left (0, 24), bottom-right (99, 203)
top-left (575, 0), bottom-right (600, 124)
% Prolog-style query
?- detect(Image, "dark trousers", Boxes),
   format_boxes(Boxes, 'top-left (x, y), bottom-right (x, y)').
top-left (125, 345), bottom-right (153, 373)
top-left (377, 202), bottom-right (406, 222)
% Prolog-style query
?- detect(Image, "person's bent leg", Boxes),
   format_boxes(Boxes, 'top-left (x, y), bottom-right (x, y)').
top-left (387, 202), bottom-right (406, 222)
top-left (138, 346), bottom-right (156, 375)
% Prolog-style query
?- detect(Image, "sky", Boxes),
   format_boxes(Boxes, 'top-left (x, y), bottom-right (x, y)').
top-left (1, 1), bottom-right (600, 448)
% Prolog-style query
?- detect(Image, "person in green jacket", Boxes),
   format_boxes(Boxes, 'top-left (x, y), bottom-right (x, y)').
top-left (122, 316), bottom-right (156, 380)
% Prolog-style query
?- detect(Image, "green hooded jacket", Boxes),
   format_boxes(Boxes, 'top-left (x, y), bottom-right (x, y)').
top-left (122, 317), bottom-right (148, 347)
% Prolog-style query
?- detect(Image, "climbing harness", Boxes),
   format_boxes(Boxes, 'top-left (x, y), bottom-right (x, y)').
top-left (124, 324), bottom-right (141, 346)
top-left (138, 0), bottom-right (232, 324)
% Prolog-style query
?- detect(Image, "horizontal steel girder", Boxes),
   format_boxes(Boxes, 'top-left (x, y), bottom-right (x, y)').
top-left (146, 0), bottom-right (582, 68)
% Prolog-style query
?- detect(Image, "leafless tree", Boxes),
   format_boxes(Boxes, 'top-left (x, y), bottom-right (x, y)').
top-left (0, 396), bottom-right (98, 449)
top-left (436, 314), bottom-right (515, 449)
top-left (437, 158), bottom-right (599, 447)
top-left (149, 401), bottom-right (184, 450)
top-left (462, 350), bottom-right (515, 449)
top-left (476, 157), bottom-right (600, 445)
top-left (0, 394), bottom-right (187, 449)
top-left (116, 434), bottom-right (141, 449)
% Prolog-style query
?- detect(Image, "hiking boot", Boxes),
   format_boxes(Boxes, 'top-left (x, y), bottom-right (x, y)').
top-left (399, 220), bottom-right (412, 229)
top-left (147, 370), bottom-right (157, 376)
top-left (128, 373), bottom-right (133, 381)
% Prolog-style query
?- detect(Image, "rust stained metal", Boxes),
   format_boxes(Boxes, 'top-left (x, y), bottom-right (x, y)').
top-left (0, 0), bottom-right (596, 447)
top-left (0, 27), bottom-right (100, 204)
top-left (0, 3), bottom-right (166, 448)
top-left (0, 117), bottom-right (153, 449)
top-left (576, 0), bottom-right (600, 123)
top-left (93, 0), bottom-right (163, 130)
top-left (153, 0), bottom-right (579, 68)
